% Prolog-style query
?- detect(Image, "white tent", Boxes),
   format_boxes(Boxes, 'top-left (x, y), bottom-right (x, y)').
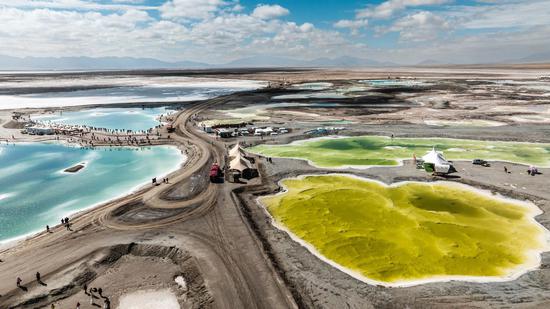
top-left (422, 147), bottom-right (450, 165)
top-left (254, 127), bottom-right (274, 135)
top-left (229, 153), bottom-right (252, 172)
top-left (421, 147), bottom-right (456, 174)
top-left (229, 143), bottom-right (245, 158)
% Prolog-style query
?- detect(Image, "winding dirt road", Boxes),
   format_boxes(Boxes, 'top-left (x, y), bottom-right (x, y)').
top-left (0, 93), bottom-right (297, 308)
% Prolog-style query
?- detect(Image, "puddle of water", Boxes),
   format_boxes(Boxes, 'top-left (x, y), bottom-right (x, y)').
top-left (118, 289), bottom-right (180, 309)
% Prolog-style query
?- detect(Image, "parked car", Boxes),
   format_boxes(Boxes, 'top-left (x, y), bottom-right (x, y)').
top-left (472, 159), bottom-right (491, 167)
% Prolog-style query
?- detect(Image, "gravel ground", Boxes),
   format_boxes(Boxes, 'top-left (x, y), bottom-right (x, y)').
top-left (238, 127), bottom-right (550, 308)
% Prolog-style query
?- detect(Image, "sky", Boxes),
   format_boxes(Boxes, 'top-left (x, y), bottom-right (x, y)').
top-left (0, 0), bottom-right (549, 65)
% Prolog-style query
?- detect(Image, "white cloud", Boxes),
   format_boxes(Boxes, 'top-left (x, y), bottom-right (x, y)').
top-left (112, 0), bottom-right (145, 3)
top-left (251, 4), bottom-right (289, 20)
top-left (0, 0), bottom-right (548, 65)
top-left (372, 24), bottom-right (550, 64)
top-left (455, 0), bottom-right (550, 29)
top-left (244, 22), bottom-right (354, 60)
top-left (300, 23), bottom-right (314, 32)
top-left (160, 0), bottom-right (227, 20)
top-left (0, 0), bottom-right (155, 11)
top-left (0, 3), bottom-right (362, 63)
top-left (183, 14), bottom-right (348, 60)
top-left (334, 19), bottom-right (368, 35)
top-left (0, 7), bottom-right (180, 57)
top-left (357, 0), bottom-right (452, 19)
top-left (387, 11), bottom-right (451, 41)
top-left (232, 3), bottom-right (244, 12)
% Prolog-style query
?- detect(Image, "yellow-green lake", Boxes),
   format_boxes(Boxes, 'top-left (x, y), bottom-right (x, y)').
top-left (260, 174), bottom-right (549, 286)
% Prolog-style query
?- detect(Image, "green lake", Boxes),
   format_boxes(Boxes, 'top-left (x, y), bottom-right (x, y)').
top-left (249, 136), bottom-right (550, 168)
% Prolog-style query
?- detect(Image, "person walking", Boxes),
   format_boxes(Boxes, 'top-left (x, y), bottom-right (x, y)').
top-left (16, 277), bottom-right (22, 287)
top-left (504, 166), bottom-right (508, 173)
top-left (50, 303), bottom-right (55, 309)
top-left (36, 272), bottom-right (41, 282)
top-left (46, 225), bottom-right (50, 233)
top-left (76, 302), bottom-right (81, 309)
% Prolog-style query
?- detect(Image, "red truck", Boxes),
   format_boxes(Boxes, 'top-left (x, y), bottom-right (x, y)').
top-left (210, 163), bottom-right (221, 182)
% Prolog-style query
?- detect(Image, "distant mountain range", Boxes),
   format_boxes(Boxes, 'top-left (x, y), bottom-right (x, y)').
top-left (0, 55), bottom-right (397, 70)
top-left (415, 52), bottom-right (550, 67)
top-left (1, 52), bottom-right (549, 71)
top-left (515, 51), bottom-right (550, 64)
top-left (0, 55), bottom-right (209, 71)
top-left (223, 55), bottom-right (397, 68)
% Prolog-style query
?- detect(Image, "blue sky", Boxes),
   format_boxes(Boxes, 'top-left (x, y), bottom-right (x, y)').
top-left (0, 0), bottom-right (549, 64)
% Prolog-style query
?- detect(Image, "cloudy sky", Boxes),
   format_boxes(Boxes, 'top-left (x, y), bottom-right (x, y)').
top-left (0, 0), bottom-right (549, 64)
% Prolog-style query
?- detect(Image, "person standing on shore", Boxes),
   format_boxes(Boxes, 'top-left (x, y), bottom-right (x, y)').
top-left (46, 225), bottom-right (50, 233)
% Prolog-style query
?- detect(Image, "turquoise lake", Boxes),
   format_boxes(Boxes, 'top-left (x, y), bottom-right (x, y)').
top-left (0, 78), bottom-right (263, 243)
top-left (32, 107), bottom-right (171, 131)
top-left (0, 142), bottom-right (185, 242)
top-left (360, 79), bottom-right (432, 87)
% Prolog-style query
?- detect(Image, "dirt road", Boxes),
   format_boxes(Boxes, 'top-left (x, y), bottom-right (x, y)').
top-left (0, 93), bottom-right (297, 309)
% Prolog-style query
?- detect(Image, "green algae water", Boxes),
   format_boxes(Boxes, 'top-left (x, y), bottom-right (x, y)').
top-left (260, 175), bottom-right (549, 285)
top-left (248, 136), bottom-right (550, 168)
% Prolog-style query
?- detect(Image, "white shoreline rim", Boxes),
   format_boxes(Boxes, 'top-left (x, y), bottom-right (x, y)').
top-left (256, 173), bottom-right (550, 288)
top-left (248, 135), bottom-right (550, 169)
top-left (0, 78), bottom-right (266, 110)
top-left (32, 106), bottom-right (172, 132)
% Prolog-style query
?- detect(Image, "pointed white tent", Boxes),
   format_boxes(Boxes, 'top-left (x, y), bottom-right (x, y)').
top-left (421, 147), bottom-right (456, 174)
top-left (229, 153), bottom-right (252, 172)
top-left (422, 147), bottom-right (450, 165)
top-left (229, 143), bottom-right (246, 158)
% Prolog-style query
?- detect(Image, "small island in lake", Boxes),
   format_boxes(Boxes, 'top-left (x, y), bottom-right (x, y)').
top-left (64, 162), bottom-right (86, 173)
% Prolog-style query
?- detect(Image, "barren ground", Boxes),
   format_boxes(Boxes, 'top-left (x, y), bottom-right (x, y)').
top-left (1, 67), bottom-right (550, 308)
